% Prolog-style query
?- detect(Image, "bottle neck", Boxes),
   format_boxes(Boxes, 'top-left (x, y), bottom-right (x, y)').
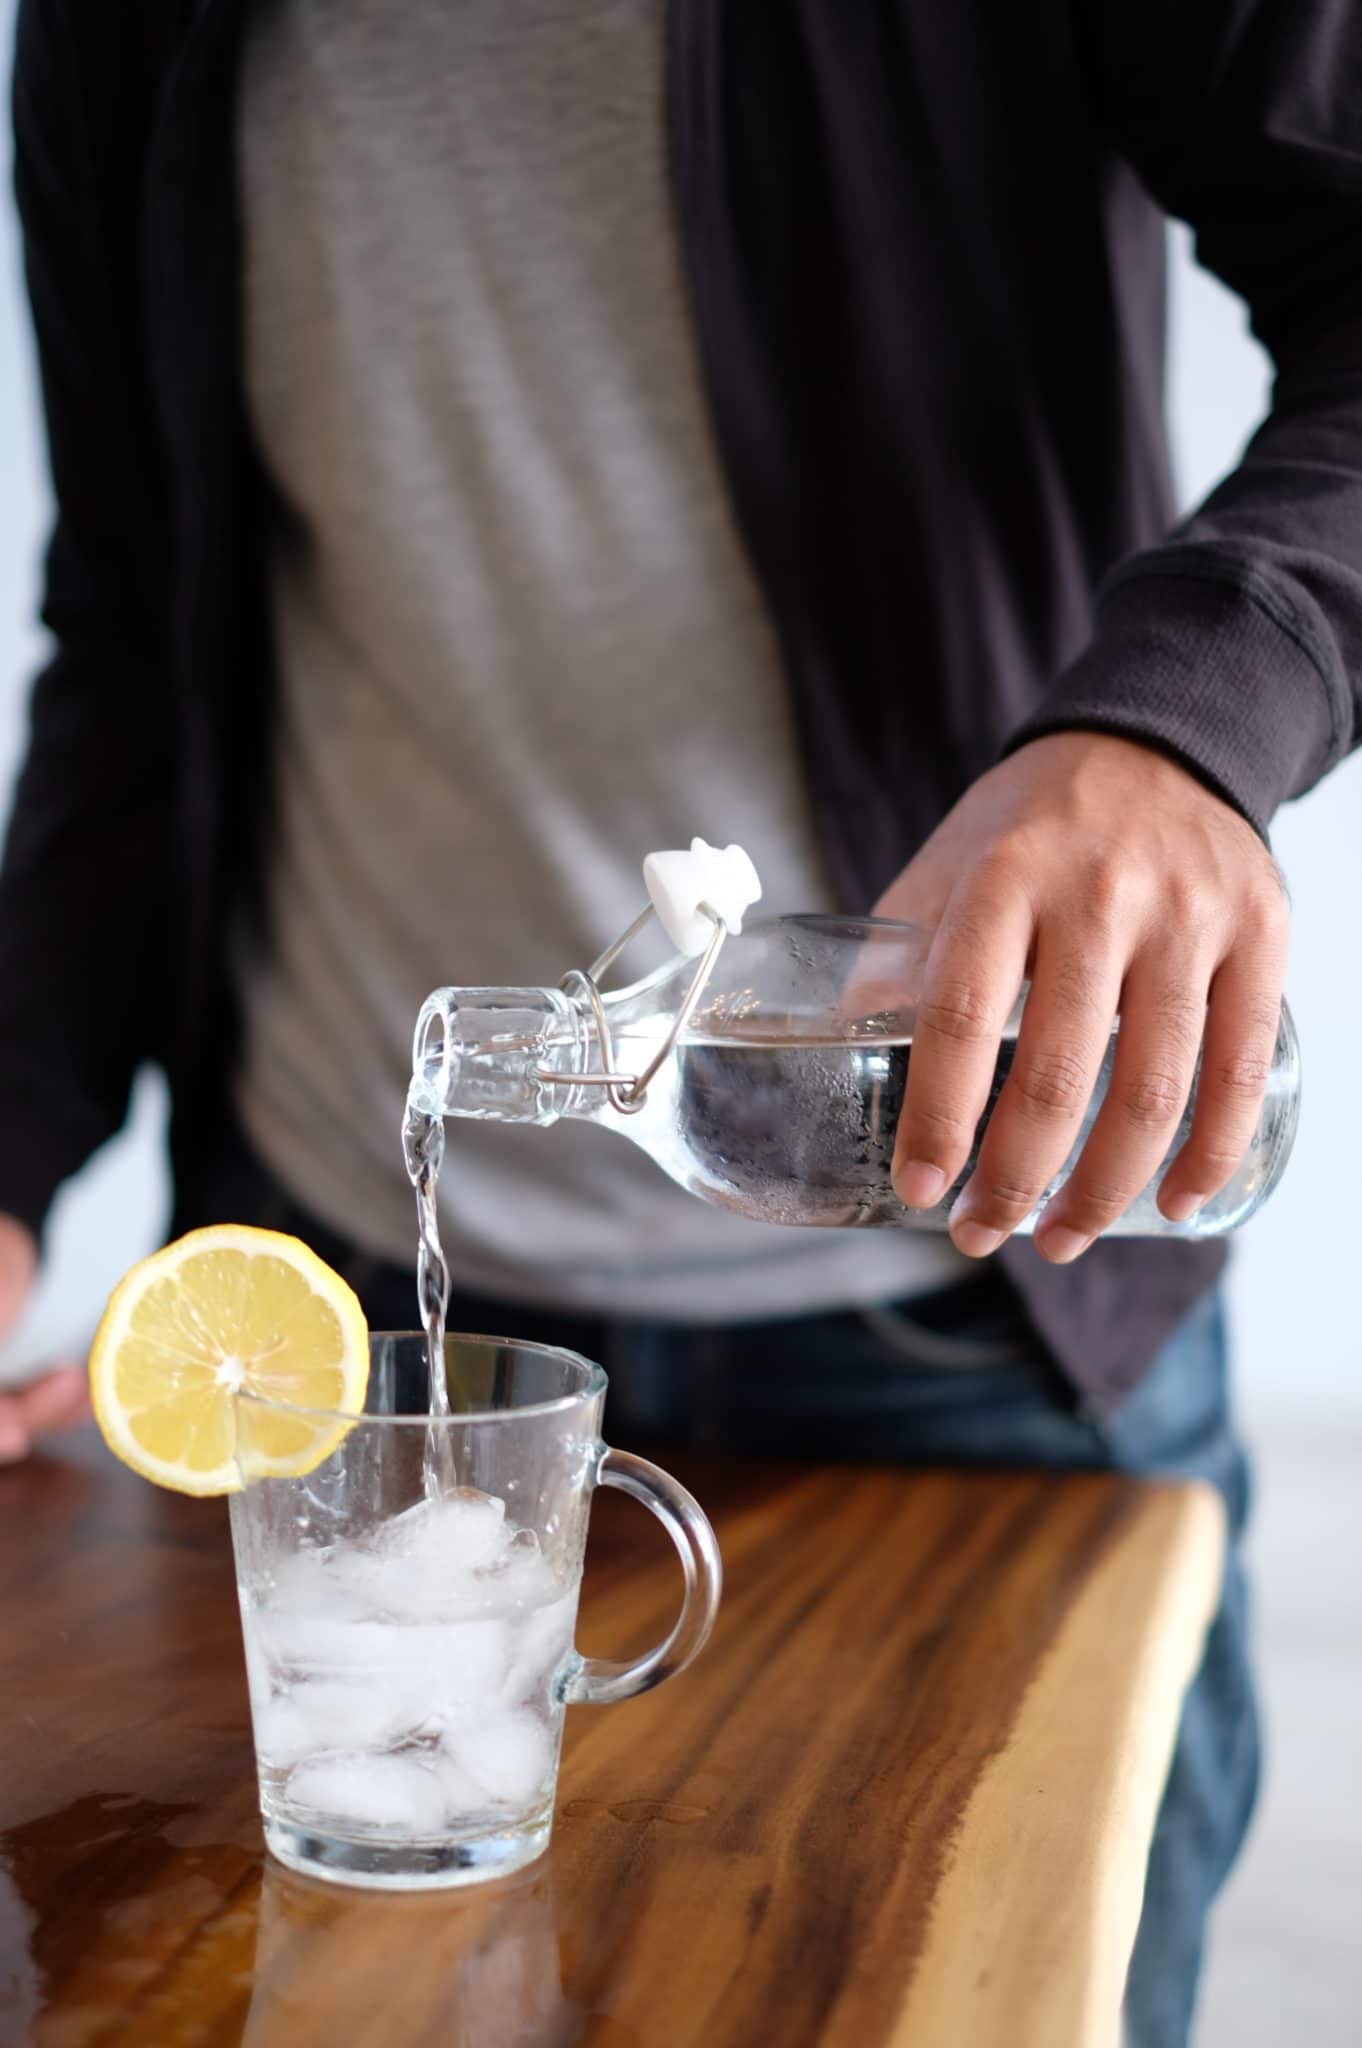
top-left (411, 985), bottom-right (588, 1126)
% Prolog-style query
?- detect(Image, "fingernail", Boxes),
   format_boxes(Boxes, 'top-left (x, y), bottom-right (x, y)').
top-left (951, 1217), bottom-right (1006, 1259)
top-left (1038, 1225), bottom-right (1090, 1265)
top-left (1162, 1191), bottom-right (1206, 1223)
top-left (896, 1160), bottom-right (947, 1209)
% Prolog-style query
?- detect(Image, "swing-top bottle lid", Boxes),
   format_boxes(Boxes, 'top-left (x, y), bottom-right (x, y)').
top-left (643, 838), bottom-right (763, 955)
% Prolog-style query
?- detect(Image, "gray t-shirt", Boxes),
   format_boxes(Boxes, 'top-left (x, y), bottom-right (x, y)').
top-left (234, 0), bottom-right (965, 1318)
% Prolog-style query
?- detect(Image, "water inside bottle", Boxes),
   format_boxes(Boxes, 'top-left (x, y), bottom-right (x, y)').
top-left (629, 1014), bottom-right (1292, 1234)
top-left (628, 1027), bottom-right (1019, 1227)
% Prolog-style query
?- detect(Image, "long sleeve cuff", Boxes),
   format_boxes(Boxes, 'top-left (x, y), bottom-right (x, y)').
top-left (0, 1058), bottom-right (118, 1245)
top-left (1004, 555), bottom-right (1347, 837)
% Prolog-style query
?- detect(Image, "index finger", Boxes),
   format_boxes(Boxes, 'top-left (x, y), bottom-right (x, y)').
top-left (892, 878), bottom-right (1033, 1210)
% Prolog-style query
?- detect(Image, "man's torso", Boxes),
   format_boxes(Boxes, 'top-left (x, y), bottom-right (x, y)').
top-left (233, 0), bottom-right (967, 1316)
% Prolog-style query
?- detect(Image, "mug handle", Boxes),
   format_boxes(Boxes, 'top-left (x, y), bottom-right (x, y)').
top-left (564, 1447), bottom-right (723, 1706)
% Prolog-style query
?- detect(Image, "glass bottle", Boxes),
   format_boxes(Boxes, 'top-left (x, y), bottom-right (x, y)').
top-left (408, 913), bottom-right (1299, 1240)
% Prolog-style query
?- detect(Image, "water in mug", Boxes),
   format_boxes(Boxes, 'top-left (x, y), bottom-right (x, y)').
top-left (243, 1485), bottom-right (578, 1851)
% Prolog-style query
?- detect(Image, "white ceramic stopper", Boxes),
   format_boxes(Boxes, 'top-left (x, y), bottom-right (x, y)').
top-left (643, 838), bottom-right (763, 956)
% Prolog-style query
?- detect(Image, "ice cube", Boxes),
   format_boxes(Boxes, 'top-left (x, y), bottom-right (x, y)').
top-left (267, 1543), bottom-right (366, 1616)
top-left (254, 1597), bottom-right (515, 1750)
top-left (286, 1752), bottom-right (448, 1838)
top-left (281, 1614), bottom-right (515, 1742)
top-left (379, 1490), bottom-right (509, 1573)
top-left (432, 1748), bottom-right (489, 1825)
top-left (450, 1710), bottom-right (555, 1810)
top-left (303, 1615), bottom-right (514, 1739)
top-left (260, 1607), bottom-right (401, 1678)
top-left (471, 1530), bottom-right (560, 1617)
top-left (255, 1677), bottom-right (415, 1765)
top-left (422, 1617), bottom-right (510, 1725)
top-left (339, 1492), bottom-right (515, 1622)
top-left (253, 1691), bottom-right (323, 1769)
top-left (502, 1592), bottom-right (578, 1706)
top-left (252, 1543), bottom-right (384, 1671)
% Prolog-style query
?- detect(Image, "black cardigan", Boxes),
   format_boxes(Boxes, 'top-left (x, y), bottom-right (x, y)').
top-left (6, 0), bottom-right (1361, 1400)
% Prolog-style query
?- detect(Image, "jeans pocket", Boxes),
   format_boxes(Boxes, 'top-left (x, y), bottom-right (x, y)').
top-left (855, 1295), bottom-right (1039, 1373)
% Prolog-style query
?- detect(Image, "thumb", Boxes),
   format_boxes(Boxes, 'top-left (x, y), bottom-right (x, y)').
top-left (0, 1216), bottom-right (39, 1342)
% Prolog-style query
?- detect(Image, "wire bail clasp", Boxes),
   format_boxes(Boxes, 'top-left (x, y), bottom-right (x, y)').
top-left (538, 900), bottom-right (730, 1116)
top-left (534, 838), bottom-right (761, 1116)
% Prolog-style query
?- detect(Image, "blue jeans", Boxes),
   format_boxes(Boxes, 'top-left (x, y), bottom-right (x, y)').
top-left (211, 1146), bottom-right (1254, 2048)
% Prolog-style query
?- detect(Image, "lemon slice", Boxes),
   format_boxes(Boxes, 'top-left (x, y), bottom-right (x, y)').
top-left (89, 1226), bottom-right (369, 1496)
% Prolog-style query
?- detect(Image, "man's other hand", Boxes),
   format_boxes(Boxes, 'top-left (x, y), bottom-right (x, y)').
top-left (0, 1215), bottom-right (91, 1463)
top-left (875, 732), bottom-right (1289, 1262)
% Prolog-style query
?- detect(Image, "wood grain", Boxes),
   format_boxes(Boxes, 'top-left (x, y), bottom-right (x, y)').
top-left (0, 1427), bottom-right (1223, 2047)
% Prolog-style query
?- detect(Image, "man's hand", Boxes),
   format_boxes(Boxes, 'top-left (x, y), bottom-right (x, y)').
top-left (875, 732), bottom-right (1289, 1262)
top-left (0, 1215), bottom-right (91, 1464)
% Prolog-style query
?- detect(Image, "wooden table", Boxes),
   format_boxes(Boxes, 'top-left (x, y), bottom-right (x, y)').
top-left (0, 1427), bottom-right (1224, 2047)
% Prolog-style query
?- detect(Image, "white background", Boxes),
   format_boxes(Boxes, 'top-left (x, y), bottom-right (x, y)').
top-left (0, 11), bottom-right (1358, 2034)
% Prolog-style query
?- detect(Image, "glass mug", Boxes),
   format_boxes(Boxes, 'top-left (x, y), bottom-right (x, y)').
top-left (229, 1334), bottom-right (722, 1889)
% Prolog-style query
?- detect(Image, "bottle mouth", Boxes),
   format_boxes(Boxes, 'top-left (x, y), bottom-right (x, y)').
top-left (410, 990), bottom-right (458, 1114)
